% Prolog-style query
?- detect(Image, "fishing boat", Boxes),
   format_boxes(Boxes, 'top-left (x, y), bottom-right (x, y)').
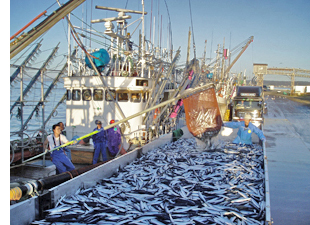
top-left (10, 1), bottom-right (271, 224)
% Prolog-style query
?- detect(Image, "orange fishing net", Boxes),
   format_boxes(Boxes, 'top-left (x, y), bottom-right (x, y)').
top-left (183, 87), bottom-right (222, 139)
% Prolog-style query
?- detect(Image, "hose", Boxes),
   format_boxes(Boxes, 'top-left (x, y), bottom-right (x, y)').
top-left (10, 161), bottom-right (107, 201)
top-left (10, 187), bottom-right (23, 201)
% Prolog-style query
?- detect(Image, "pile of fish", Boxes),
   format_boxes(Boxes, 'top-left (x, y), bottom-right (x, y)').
top-left (34, 138), bottom-right (266, 225)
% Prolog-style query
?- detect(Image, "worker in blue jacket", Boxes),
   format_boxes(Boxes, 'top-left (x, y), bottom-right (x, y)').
top-left (92, 120), bottom-right (108, 164)
top-left (223, 114), bottom-right (266, 145)
top-left (107, 119), bottom-right (122, 157)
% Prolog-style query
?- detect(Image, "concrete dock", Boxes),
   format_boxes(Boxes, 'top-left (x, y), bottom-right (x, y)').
top-left (264, 94), bottom-right (310, 224)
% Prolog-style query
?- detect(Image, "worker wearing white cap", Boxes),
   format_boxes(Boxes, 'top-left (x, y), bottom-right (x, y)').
top-left (223, 114), bottom-right (266, 145)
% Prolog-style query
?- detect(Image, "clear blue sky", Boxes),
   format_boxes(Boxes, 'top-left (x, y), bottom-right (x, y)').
top-left (9, 0), bottom-right (310, 80)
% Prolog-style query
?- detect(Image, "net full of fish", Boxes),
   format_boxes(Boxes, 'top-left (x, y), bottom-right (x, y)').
top-left (33, 138), bottom-right (266, 225)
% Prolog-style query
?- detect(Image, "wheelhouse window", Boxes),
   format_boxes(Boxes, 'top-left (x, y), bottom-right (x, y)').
top-left (131, 93), bottom-right (141, 103)
top-left (234, 100), bottom-right (261, 109)
top-left (66, 90), bottom-right (71, 101)
top-left (93, 89), bottom-right (103, 101)
top-left (72, 89), bottom-right (81, 101)
top-left (117, 92), bottom-right (129, 102)
top-left (105, 90), bottom-right (116, 101)
top-left (82, 89), bottom-right (92, 101)
top-left (136, 79), bottom-right (148, 87)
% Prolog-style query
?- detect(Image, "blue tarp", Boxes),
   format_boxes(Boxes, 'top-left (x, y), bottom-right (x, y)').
top-left (85, 48), bottom-right (110, 70)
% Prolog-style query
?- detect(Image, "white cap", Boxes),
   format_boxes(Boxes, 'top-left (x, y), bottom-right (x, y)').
top-left (244, 114), bottom-right (252, 120)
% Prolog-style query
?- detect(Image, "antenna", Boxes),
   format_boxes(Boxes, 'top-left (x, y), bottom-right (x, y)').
top-left (94, 6), bottom-right (147, 15)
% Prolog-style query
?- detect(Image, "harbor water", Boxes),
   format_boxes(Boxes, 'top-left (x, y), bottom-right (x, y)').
top-left (10, 79), bottom-right (66, 140)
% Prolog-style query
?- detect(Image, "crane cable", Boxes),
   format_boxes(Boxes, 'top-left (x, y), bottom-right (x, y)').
top-left (55, 0), bottom-right (98, 62)
top-left (70, 30), bottom-right (99, 60)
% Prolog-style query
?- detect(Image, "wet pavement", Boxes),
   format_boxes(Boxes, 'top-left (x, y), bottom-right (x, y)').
top-left (264, 94), bottom-right (310, 224)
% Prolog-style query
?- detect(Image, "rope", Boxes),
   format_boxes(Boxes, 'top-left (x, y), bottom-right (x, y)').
top-left (65, 171), bottom-right (73, 179)
top-left (71, 30), bottom-right (99, 60)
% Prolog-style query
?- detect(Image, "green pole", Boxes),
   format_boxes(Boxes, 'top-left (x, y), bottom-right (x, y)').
top-left (22, 130), bottom-right (100, 164)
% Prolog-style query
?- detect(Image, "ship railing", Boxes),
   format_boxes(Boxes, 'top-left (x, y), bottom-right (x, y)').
top-left (131, 129), bottom-right (147, 145)
top-left (261, 125), bottom-right (272, 224)
top-left (10, 128), bottom-right (48, 165)
top-left (164, 83), bottom-right (176, 90)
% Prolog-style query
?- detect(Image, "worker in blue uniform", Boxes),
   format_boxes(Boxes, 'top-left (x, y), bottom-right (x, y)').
top-left (107, 119), bottom-right (127, 157)
top-left (43, 124), bottom-right (75, 174)
top-left (92, 120), bottom-right (108, 164)
top-left (57, 121), bottom-right (71, 160)
top-left (223, 114), bottom-right (266, 145)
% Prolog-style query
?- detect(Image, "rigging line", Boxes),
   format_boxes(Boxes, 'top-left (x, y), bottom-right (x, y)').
top-left (230, 36), bottom-right (252, 52)
top-left (70, 12), bottom-right (111, 42)
top-left (163, 0), bottom-right (172, 50)
top-left (90, 0), bottom-right (93, 49)
top-left (210, 30), bottom-right (213, 60)
top-left (12, 69), bottom-right (66, 85)
top-left (71, 30), bottom-right (99, 60)
top-left (13, 71), bottom-right (63, 90)
top-left (124, 17), bottom-right (142, 30)
top-left (73, 26), bottom-right (111, 43)
top-left (79, 34), bottom-right (111, 49)
top-left (23, 52), bottom-right (67, 66)
top-left (130, 19), bottom-right (142, 39)
top-left (188, 0), bottom-right (196, 59)
top-left (10, 40), bottom-right (42, 65)
top-left (85, 0), bottom-right (88, 48)
top-left (10, 64), bottom-right (63, 73)
top-left (61, 18), bottom-right (68, 42)
top-left (49, 55), bottom-right (67, 70)
top-left (251, 42), bottom-right (254, 74)
top-left (45, 1), bottom-right (58, 12)
top-left (76, 31), bottom-right (111, 49)
top-left (79, 32), bottom-right (130, 53)
top-left (24, 69), bottom-right (65, 85)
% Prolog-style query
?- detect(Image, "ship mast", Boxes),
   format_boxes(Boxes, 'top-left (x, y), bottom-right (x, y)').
top-left (141, 0), bottom-right (145, 77)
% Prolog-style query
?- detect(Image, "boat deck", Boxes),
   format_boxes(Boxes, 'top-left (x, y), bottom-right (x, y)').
top-left (264, 93), bottom-right (310, 224)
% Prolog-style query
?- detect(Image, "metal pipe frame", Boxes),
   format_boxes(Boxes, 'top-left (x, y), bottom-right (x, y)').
top-left (10, 44), bottom-right (59, 115)
top-left (10, 40), bottom-right (42, 84)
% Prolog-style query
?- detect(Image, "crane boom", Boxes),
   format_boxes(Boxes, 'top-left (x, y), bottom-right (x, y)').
top-left (10, 0), bottom-right (85, 59)
top-left (224, 36), bottom-right (254, 76)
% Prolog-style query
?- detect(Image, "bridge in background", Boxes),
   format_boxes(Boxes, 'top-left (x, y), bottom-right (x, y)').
top-left (253, 64), bottom-right (310, 95)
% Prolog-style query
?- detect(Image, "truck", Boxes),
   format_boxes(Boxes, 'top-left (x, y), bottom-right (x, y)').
top-left (231, 86), bottom-right (265, 128)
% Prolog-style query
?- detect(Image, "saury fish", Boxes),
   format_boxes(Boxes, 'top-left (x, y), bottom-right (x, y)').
top-left (34, 138), bottom-right (266, 225)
